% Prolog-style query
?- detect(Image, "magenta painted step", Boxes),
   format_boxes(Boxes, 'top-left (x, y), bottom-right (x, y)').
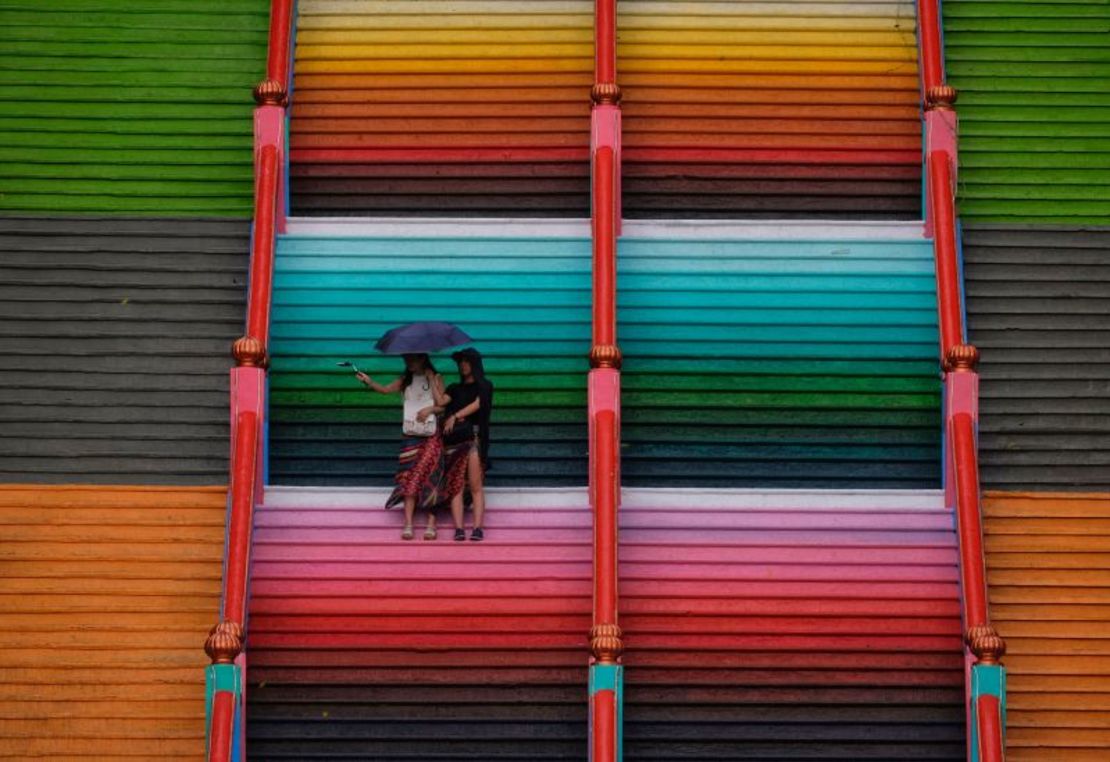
top-left (247, 487), bottom-right (964, 759)
top-left (247, 490), bottom-right (593, 688)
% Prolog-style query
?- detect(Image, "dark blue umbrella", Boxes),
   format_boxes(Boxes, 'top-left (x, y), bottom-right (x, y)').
top-left (374, 321), bottom-right (472, 355)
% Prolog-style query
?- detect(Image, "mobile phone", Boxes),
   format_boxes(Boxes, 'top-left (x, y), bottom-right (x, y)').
top-left (337, 361), bottom-right (362, 374)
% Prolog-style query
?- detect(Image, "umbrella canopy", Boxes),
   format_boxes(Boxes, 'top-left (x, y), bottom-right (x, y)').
top-left (374, 321), bottom-right (472, 355)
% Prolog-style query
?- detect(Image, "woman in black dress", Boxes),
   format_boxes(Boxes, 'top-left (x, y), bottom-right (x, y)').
top-left (439, 348), bottom-right (493, 541)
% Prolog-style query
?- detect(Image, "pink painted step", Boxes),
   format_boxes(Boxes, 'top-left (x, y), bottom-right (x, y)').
top-left (618, 491), bottom-right (967, 749)
top-left (247, 490), bottom-right (593, 686)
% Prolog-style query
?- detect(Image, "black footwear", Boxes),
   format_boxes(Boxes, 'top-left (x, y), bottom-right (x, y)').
top-left (454, 528), bottom-right (466, 542)
top-left (469, 527), bottom-right (484, 542)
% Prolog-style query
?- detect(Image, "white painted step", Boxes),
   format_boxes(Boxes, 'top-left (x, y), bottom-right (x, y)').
top-left (262, 485), bottom-right (945, 511)
top-left (285, 217), bottom-right (927, 240)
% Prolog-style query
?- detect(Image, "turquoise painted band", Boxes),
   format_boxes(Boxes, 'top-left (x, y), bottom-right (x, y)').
top-left (204, 663), bottom-right (242, 723)
top-left (590, 663), bottom-right (622, 694)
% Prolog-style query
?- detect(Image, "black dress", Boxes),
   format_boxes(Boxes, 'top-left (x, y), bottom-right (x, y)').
top-left (444, 379), bottom-right (494, 468)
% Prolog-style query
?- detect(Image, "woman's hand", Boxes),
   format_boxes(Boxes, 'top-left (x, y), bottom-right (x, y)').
top-left (355, 372), bottom-right (372, 386)
top-left (444, 415), bottom-right (456, 433)
top-left (416, 406), bottom-right (434, 422)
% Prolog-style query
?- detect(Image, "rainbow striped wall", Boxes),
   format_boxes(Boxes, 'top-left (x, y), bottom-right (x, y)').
top-left (268, 232), bottom-right (591, 485)
top-left (247, 488), bottom-right (591, 758)
top-left (620, 490), bottom-right (966, 759)
top-left (617, 235), bottom-right (942, 487)
top-left (618, 0), bottom-right (923, 219)
top-left (289, 0), bottom-right (593, 216)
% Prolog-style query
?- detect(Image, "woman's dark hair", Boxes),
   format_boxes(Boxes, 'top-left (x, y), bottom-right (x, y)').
top-left (401, 354), bottom-right (435, 390)
top-left (452, 347), bottom-right (485, 383)
top-left (452, 348), bottom-right (494, 468)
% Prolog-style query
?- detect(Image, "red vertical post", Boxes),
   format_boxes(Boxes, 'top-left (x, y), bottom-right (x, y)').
top-left (593, 410), bottom-right (618, 630)
top-left (917, 3), bottom-right (1006, 759)
top-left (916, 0), bottom-right (944, 93)
top-left (205, 3), bottom-right (295, 760)
top-left (207, 692), bottom-right (235, 762)
top-left (595, 0), bottom-right (616, 85)
top-left (222, 410), bottom-right (260, 625)
top-left (978, 695), bottom-right (1004, 762)
top-left (952, 412), bottom-right (988, 628)
top-left (589, 0), bottom-right (623, 759)
top-left (266, 0), bottom-right (293, 88)
top-left (593, 148), bottom-right (617, 348)
top-left (246, 141), bottom-right (280, 344)
top-left (928, 153), bottom-right (963, 356)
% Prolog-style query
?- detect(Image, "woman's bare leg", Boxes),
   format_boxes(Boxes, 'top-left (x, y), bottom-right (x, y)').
top-left (450, 493), bottom-right (465, 530)
top-left (403, 496), bottom-right (416, 528)
top-left (467, 449), bottom-right (486, 529)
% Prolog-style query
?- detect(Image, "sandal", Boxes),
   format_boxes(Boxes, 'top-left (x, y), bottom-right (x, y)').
top-left (469, 527), bottom-right (484, 542)
top-left (454, 528), bottom-right (466, 542)
top-left (423, 525), bottom-right (438, 541)
top-left (401, 525), bottom-right (414, 541)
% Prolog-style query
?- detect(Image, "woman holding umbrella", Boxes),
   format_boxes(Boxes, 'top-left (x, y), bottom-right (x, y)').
top-left (354, 322), bottom-right (472, 541)
top-left (357, 353), bottom-right (449, 540)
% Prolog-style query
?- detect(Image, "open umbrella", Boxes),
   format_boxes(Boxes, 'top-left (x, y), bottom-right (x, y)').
top-left (374, 321), bottom-right (472, 355)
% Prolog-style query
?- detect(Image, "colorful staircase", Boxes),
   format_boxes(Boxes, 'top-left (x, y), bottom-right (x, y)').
top-left (620, 489), bottom-right (965, 760)
top-left (267, 225), bottom-right (592, 486)
top-left (0, 485), bottom-right (226, 759)
top-left (616, 0), bottom-right (923, 219)
top-left (616, 227), bottom-right (941, 487)
top-left (289, 0), bottom-right (593, 217)
top-left (983, 493), bottom-right (1110, 761)
top-left (246, 487), bottom-right (591, 759)
top-left (203, 0), bottom-right (1009, 759)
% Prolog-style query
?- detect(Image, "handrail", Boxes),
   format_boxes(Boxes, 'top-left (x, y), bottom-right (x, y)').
top-left (917, 1), bottom-right (1007, 760)
top-left (204, 2), bottom-right (294, 760)
top-left (927, 153), bottom-right (962, 354)
top-left (588, 0), bottom-right (624, 759)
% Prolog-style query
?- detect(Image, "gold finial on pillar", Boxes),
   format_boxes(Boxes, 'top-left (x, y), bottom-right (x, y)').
top-left (590, 623), bottom-right (624, 663)
top-left (966, 625), bottom-right (1006, 666)
top-left (253, 79), bottom-right (287, 107)
top-left (232, 335), bottom-right (268, 368)
top-left (925, 85), bottom-right (958, 112)
top-left (205, 620), bottom-right (244, 665)
top-left (944, 343), bottom-right (980, 372)
top-left (590, 83), bottom-right (623, 105)
top-left (589, 344), bottom-right (623, 370)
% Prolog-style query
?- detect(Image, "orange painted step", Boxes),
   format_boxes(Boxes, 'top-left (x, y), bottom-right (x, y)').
top-left (984, 492), bottom-right (1110, 761)
top-left (0, 485), bottom-right (226, 761)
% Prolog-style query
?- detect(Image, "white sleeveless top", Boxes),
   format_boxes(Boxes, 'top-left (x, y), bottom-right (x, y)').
top-left (402, 373), bottom-right (437, 436)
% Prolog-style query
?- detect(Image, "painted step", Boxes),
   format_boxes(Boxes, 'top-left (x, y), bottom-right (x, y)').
top-left (616, 235), bottom-right (942, 489)
top-left (617, 0), bottom-right (922, 220)
top-left (620, 488), bottom-right (964, 761)
top-left (246, 487), bottom-right (592, 760)
top-left (289, 1), bottom-right (592, 218)
top-left (267, 234), bottom-right (592, 488)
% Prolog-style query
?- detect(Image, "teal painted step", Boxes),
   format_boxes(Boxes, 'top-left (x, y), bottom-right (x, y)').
top-left (268, 235), bottom-right (592, 486)
top-left (617, 237), bottom-right (942, 488)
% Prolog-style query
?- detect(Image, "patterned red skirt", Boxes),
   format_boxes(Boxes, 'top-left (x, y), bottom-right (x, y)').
top-left (385, 434), bottom-right (445, 511)
top-left (441, 435), bottom-right (476, 502)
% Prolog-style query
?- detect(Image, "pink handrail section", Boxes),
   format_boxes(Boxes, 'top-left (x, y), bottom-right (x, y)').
top-left (916, 2), bottom-right (1007, 761)
top-left (588, 0), bottom-right (624, 759)
top-left (203, 2), bottom-right (293, 760)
